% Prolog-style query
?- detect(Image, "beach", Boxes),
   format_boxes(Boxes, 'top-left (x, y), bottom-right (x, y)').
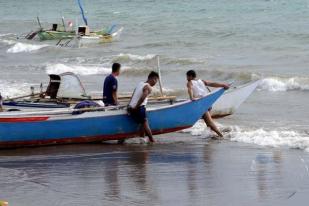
top-left (1, 0), bottom-right (309, 205)
top-left (1, 138), bottom-right (309, 206)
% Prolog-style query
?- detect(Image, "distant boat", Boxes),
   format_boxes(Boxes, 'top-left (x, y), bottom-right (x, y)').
top-left (24, 0), bottom-right (123, 46)
top-left (25, 23), bottom-right (123, 46)
top-left (0, 88), bottom-right (224, 148)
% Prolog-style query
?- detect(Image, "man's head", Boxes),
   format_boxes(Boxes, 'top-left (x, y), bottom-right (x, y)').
top-left (186, 70), bottom-right (196, 81)
top-left (147, 71), bottom-right (159, 86)
top-left (112, 63), bottom-right (121, 76)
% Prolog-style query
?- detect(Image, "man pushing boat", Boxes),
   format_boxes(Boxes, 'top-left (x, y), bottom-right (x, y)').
top-left (127, 71), bottom-right (160, 143)
top-left (186, 70), bottom-right (229, 138)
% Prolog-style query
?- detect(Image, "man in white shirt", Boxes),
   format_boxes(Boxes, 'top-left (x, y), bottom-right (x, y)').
top-left (128, 71), bottom-right (159, 143)
top-left (186, 70), bottom-right (229, 138)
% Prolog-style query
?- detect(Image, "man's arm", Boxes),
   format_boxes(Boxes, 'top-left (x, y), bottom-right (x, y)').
top-left (133, 85), bottom-right (151, 109)
top-left (112, 90), bottom-right (118, 105)
top-left (112, 78), bottom-right (118, 105)
top-left (203, 80), bottom-right (229, 90)
top-left (187, 81), bottom-right (194, 100)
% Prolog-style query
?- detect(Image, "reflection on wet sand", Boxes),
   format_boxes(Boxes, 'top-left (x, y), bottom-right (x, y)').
top-left (254, 150), bottom-right (283, 200)
top-left (0, 142), bottom-right (309, 206)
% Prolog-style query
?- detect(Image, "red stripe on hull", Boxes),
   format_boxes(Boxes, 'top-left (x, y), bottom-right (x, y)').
top-left (0, 125), bottom-right (191, 149)
top-left (0, 117), bottom-right (49, 123)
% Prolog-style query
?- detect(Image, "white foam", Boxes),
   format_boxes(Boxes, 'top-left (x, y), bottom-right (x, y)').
top-left (0, 39), bottom-right (16, 45)
top-left (0, 80), bottom-right (31, 97)
top-left (0, 33), bottom-right (14, 37)
top-left (258, 77), bottom-right (309, 92)
top-left (229, 126), bottom-right (309, 151)
top-left (116, 53), bottom-right (156, 61)
top-left (183, 121), bottom-right (309, 152)
top-left (182, 120), bottom-right (218, 137)
top-left (45, 63), bottom-right (111, 76)
top-left (7, 42), bottom-right (49, 53)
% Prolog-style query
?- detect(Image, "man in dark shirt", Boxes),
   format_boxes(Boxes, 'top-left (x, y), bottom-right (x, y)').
top-left (103, 63), bottom-right (121, 106)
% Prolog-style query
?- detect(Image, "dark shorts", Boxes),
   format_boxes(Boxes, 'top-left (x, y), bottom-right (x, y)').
top-left (129, 106), bottom-right (147, 124)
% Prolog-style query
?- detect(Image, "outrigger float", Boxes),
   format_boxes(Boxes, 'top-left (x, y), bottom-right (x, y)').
top-left (0, 89), bottom-right (224, 148)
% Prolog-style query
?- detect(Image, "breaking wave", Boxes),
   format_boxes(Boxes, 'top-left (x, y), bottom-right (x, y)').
top-left (258, 77), bottom-right (309, 92)
top-left (7, 42), bottom-right (49, 53)
top-left (45, 63), bottom-right (157, 76)
top-left (113, 53), bottom-right (157, 62)
top-left (229, 126), bottom-right (309, 152)
top-left (0, 80), bottom-right (31, 97)
top-left (113, 53), bottom-right (206, 66)
top-left (183, 121), bottom-right (309, 152)
top-left (45, 63), bottom-right (111, 76)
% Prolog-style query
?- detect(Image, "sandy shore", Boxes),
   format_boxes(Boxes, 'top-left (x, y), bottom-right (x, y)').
top-left (0, 134), bottom-right (309, 206)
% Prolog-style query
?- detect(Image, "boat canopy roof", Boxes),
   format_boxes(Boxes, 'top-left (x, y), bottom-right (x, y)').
top-left (45, 72), bottom-right (88, 99)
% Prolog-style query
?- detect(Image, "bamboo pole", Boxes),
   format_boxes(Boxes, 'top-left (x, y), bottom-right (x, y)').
top-left (156, 55), bottom-right (164, 97)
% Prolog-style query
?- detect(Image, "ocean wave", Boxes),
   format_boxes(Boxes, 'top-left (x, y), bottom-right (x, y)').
top-left (113, 53), bottom-right (207, 66)
top-left (0, 39), bottom-right (16, 45)
top-left (45, 63), bottom-right (158, 76)
top-left (0, 33), bottom-right (14, 37)
top-left (258, 77), bottom-right (309, 92)
top-left (163, 57), bottom-right (206, 65)
top-left (151, 87), bottom-right (185, 97)
top-left (182, 120), bottom-right (212, 136)
top-left (0, 80), bottom-right (31, 98)
top-left (182, 121), bottom-right (309, 152)
top-left (113, 53), bottom-right (157, 62)
top-left (45, 63), bottom-right (111, 76)
top-left (7, 42), bottom-right (49, 53)
top-left (229, 126), bottom-right (309, 152)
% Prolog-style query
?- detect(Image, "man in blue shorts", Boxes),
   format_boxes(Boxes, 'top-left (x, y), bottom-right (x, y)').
top-left (128, 71), bottom-right (159, 143)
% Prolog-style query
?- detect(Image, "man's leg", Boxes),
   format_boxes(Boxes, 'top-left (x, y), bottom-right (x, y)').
top-left (139, 124), bottom-right (145, 137)
top-left (143, 119), bottom-right (154, 142)
top-left (203, 111), bottom-right (223, 137)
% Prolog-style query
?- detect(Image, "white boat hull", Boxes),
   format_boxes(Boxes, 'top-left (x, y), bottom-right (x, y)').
top-left (211, 80), bottom-right (261, 118)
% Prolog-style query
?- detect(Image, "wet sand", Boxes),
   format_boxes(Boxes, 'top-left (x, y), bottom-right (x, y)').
top-left (1, 134), bottom-right (309, 206)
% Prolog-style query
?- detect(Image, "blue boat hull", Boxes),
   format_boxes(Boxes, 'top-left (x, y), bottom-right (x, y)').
top-left (0, 89), bottom-right (224, 148)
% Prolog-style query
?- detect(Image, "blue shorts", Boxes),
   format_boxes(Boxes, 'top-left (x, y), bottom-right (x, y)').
top-left (130, 106), bottom-right (147, 124)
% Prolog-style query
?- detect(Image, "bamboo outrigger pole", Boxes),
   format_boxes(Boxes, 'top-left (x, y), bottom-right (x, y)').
top-left (62, 16), bottom-right (66, 32)
top-left (37, 16), bottom-right (42, 30)
top-left (156, 55), bottom-right (164, 97)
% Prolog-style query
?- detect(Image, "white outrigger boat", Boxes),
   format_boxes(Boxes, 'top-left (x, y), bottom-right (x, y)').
top-left (1, 71), bottom-right (260, 119)
top-left (210, 79), bottom-right (261, 118)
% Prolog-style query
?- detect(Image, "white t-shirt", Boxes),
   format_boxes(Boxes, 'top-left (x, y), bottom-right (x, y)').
top-left (129, 82), bottom-right (150, 108)
top-left (192, 79), bottom-right (208, 98)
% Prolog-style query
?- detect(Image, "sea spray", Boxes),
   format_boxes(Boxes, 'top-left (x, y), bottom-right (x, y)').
top-left (7, 42), bottom-right (49, 53)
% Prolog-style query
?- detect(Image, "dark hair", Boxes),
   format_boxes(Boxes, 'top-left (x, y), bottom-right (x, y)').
top-left (186, 70), bottom-right (196, 78)
top-left (112, 63), bottom-right (121, 73)
top-left (148, 71), bottom-right (159, 79)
